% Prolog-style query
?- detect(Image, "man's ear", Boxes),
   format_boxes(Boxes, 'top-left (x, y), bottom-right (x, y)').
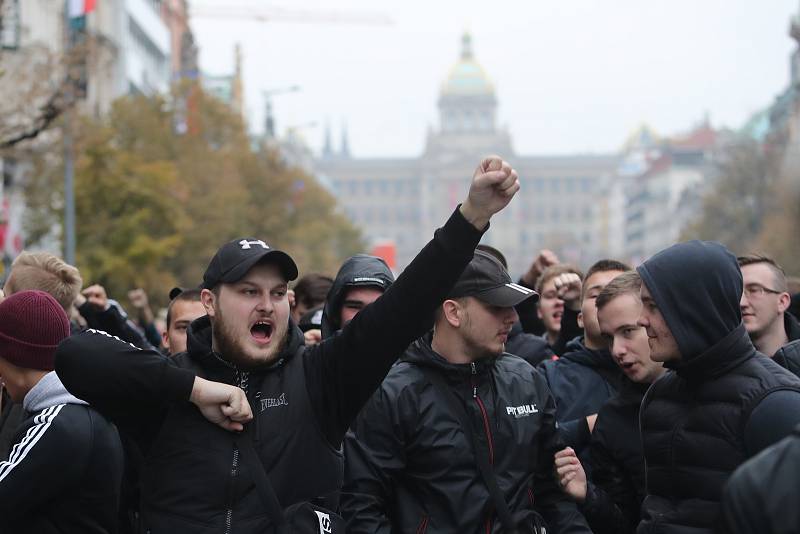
top-left (537, 303), bottom-right (543, 320)
top-left (778, 292), bottom-right (791, 314)
top-left (441, 299), bottom-right (463, 328)
top-left (161, 330), bottom-right (170, 352)
top-left (201, 288), bottom-right (217, 318)
top-left (577, 311), bottom-right (584, 330)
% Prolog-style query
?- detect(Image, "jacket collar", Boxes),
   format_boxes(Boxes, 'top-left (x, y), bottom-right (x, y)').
top-left (401, 332), bottom-right (498, 383)
top-left (785, 312), bottom-right (800, 343)
top-left (666, 323), bottom-right (755, 380)
top-left (561, 336), bottom-right (616, 371)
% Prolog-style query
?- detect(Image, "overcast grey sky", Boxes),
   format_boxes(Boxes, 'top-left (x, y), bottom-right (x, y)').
top-left (191, 1), bottom-right (799, 157)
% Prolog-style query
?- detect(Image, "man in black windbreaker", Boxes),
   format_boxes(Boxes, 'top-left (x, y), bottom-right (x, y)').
top-left (341, 250), bottom-right (590, 534)
top-left (55, 156), bottom-right (520, 534)
top-left (635, 240), bottom-right (800, 534)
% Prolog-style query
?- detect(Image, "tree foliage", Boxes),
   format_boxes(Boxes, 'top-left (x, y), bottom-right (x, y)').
top-left (24, 86), bottom-right (364, 306)
top-left (681, 138), bottom-right (780, 251)
top-left (682, 136), bottom-right (800, 276)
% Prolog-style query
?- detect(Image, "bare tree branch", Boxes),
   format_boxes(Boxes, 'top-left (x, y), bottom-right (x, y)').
top-left (0, 85), bottom-right (66, 149)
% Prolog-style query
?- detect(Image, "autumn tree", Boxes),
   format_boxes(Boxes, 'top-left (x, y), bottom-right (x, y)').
top-left (681, 137), bottom-right (782, 252)
top-left (23, 87), bottom-right (364, 307)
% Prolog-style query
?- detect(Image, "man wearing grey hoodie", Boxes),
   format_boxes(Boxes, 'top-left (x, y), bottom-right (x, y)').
top-left (0, 290), bottom-right (123, 534)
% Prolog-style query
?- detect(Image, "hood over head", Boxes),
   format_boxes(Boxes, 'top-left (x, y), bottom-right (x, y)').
top-left (321, 254), bottom-right (394, 339)
top-left (637, 240), bottom-right (743, 361)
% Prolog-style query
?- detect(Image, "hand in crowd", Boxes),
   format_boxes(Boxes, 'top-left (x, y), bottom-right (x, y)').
top-left (127, 288), bottom-right (149, 311)
top-left (460, 155), bottom-right (520, 230)
top-left (521, 249), bottom-right (560, 286)
top-left (554, 447), bottom-right (588, 503)
top-left (553, 272), bottom-right (582, 311)
top-left (189, 377), bottom-right (253, 432)
top-left (304, 329), bottom-right (322, 345)
top-left (128, 288), bottom-right (155, 324)
top-left (77, 284), bottom-right (109, 311)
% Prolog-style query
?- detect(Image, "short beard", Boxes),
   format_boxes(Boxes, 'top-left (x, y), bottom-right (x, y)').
top-left (211, 307), bottom-right (287, 369)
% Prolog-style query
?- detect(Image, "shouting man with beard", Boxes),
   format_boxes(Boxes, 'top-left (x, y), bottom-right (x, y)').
top-left (55, 156), bottom-right (520, 534)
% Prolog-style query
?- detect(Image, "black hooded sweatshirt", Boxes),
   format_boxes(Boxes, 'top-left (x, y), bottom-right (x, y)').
top-left (537, 336), bottom-right (623, 451)
top-left (320, 254), bottom-right (394, 339)
top-left (635, 240), bottom-right (800, 534)
top-left (56, 208), bottom-right (483, 534)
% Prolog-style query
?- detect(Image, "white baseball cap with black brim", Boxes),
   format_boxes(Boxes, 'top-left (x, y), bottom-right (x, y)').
top-left (448, 250), bottom-right (538, 307)
top-left (202, 237), bottom-right (298, 289)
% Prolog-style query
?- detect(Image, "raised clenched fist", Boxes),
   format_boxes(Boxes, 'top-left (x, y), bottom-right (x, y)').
top-left (459, 155), bottom-right (520, 230)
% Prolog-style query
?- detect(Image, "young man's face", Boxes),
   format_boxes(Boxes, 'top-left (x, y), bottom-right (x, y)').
top-left (537, 277), bottom-right (564, 340)
top-left (578, 270), bottom-right (626, 348)
top-left (458, 297), bottom-right (518, 360)
top-left (202, 262), bottom-right (291, 368)
top-left (740, 263), bottom-right (790, 340)
top-left (598, 293), bottom-right (664, 383)
top-left (638, 283), bottom-right (681, 362)
top-left (163, 299), bottom-right (206, 355)
top-left (339, 286), bottom-right (384, 327)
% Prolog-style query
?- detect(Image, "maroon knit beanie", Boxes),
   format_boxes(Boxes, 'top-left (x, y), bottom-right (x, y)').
top-left (0, 290), bottom-right (70, 371)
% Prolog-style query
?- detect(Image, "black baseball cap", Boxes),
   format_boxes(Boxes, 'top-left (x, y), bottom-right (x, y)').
top-left (449, 250), bottom-right (538, 307)
top-left (202, 238), bottom-right (298, 289)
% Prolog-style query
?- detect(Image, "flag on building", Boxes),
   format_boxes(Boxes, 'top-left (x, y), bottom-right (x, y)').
top-left (68, 0), bottom-right (96, 19)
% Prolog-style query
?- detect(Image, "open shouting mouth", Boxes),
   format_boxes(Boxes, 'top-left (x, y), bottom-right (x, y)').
top-left (250, 321), bottom-right (274, 345)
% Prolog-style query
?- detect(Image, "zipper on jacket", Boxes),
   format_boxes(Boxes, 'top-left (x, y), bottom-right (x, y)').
top-left (224, 446), bottom-right (240, 534)
top-left (223, 370), bottom-right (249, 534)
top-left (471, 362), bottom-right (495, 465)
top-left (254, 390), bottom-right (261, 444)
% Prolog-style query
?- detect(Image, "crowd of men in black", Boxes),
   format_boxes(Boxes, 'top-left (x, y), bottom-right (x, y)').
top-left (0, 156), bottom-right (798, 533)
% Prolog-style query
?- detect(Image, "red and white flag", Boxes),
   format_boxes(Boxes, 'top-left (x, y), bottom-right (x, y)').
top-left (68, 0), bottom-right (96, 18)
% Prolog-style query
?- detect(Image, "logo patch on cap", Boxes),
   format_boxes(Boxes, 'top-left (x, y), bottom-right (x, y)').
top-left (239, 239), bottom-right (269, 250)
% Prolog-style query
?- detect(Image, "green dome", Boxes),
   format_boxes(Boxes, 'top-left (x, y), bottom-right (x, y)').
top-left (441, 33), bottom-right (494, 96)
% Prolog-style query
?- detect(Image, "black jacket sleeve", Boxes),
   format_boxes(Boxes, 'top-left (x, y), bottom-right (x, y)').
top-left (579, 420), bottom-right (639, 534)
top-left (551, 307), bottom-right (581, 356)
top-left (530, 372), bottom-right (592, 533)
top-left (557, 417), bottom-right (591, 452)
top-left (55, 329), bottom-right (196, 450)
top-left (303, 207), bottom-right (484, 445)
top-left (78, 301), bottom-right (155, 350)
top-left (516, 277), bottom-right (546, 336)
top-left (744, 389), bottom-right (800, 455)
top-left (340, 386), bottom-right (409, 534)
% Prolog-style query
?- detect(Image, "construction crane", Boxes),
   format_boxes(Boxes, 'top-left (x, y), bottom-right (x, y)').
top-left (190, 3), bottom-right (394, 26)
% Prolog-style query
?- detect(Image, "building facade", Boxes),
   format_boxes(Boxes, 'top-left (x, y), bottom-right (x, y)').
top-left (316, 34), bottom-right (622, 274)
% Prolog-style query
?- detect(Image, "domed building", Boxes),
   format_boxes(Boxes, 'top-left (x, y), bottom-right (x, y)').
top-left (316, 34), bottom-right (622, 273)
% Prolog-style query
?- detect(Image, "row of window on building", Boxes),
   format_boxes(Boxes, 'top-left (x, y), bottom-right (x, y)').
top-left (344, 206), bottom-right (423, 225)
top-left (334, 175), bottom-right (598, 198)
